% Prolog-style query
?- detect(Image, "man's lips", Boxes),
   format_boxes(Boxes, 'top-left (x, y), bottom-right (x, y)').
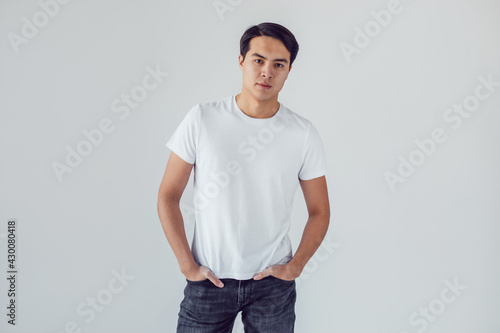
top-left (257, 83), bottom-right (272, 89)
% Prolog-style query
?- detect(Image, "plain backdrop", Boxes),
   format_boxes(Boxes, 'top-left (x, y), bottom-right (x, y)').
top-left (1, 0), bottom-right (499, 332)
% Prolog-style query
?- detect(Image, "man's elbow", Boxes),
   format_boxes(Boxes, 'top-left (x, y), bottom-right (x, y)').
top-left (309, 210), bottom-right (330, 228)
top-left (309, 203), bottom-right (330, 219)
top-left (157, 189), bottom-right (180, 212)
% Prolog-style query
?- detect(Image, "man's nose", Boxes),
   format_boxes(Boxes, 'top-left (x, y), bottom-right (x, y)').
top-left (261, 64), bottom-right (274, 78)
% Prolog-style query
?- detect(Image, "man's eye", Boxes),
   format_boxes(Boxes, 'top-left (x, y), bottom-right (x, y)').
top-left (255, 59), bottom-right (263, 64)
top-left (276, 64), bottom-right (283, 68)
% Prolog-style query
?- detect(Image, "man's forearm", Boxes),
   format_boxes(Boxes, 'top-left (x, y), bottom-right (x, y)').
top-left (288, 212), bottom-right (330, 274)
top-left (157, 197), bottom-right (198, 275)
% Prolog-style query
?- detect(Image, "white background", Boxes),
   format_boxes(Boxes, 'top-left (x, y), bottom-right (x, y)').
top-left (1, 0), bottom-right (499, 332)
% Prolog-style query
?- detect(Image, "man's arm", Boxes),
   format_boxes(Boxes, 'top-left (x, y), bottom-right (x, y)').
top-left (288, 175), bottom-right (330, 275)
top-left (253, 175), bottom-right (330, 280)
top-left (157, 151), bottom-right (198, 275)
top-left (157, 151), bottom-right (225, 287)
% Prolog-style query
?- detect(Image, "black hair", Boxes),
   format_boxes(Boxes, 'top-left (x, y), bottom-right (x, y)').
top-left (240, 22), bottom-right (299, 67)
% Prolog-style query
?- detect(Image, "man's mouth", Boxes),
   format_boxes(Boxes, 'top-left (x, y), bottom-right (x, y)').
top-left (257, 83), bottom-right (272, 89)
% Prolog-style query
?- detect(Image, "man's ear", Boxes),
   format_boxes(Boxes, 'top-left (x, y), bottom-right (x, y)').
top-left (289, 64), bottom-right (292, 72)
top-left (238, 54), bottom-right (244, 70)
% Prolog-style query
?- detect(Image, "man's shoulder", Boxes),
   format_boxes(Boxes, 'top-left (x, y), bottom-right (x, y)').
top-left (197, 95), bottom-right (233, 110)
top-left (182, 96), bottom-right (232, 122)
top-left (279, 103), bottom-right (313, 130)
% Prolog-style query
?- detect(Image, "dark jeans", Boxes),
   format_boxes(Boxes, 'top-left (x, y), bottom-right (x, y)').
top-left (177, 275), bottom-right (297, 332)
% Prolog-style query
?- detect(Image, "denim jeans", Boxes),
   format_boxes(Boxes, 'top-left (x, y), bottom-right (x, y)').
top-left (176, 275), bottom-right (297, 332)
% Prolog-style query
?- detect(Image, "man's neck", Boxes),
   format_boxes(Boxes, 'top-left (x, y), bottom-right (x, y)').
top-left (235, 92), bottom-right (280, 119)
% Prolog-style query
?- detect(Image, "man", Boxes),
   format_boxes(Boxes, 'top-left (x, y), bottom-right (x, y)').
top-left (157, 22), bottom-right (330, 332)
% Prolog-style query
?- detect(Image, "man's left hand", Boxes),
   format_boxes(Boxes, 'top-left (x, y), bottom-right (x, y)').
top-left (252, 263), bottom-right (301, 281)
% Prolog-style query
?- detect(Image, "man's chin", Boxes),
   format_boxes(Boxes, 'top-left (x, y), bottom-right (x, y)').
top-left (251, 89), bottom-right (278, 101)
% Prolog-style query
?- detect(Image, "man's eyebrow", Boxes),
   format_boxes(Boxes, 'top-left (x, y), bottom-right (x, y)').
top-left (251, 52), bottom-right (289, 64)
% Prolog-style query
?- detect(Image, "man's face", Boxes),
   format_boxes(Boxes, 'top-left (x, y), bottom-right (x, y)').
top-left (239, 36), bottom-right (292, 103)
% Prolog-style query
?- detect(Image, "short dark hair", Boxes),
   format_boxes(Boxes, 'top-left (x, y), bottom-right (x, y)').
top-left (240, 22), bottom-right (299, 67)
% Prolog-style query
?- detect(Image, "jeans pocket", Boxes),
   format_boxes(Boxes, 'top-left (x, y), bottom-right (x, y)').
top-left (269, 276), bottom-right (295, 283)
top-left (186, 278), bottom-right (209, 284)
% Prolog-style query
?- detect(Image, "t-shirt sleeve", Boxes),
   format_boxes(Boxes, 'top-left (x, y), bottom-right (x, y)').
top-left (298, 121), bottom-right (328, 180)
top-left (165, 104), bottom-right (200, 164)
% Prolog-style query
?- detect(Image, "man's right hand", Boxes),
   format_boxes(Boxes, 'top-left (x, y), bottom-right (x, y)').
top-left (184, 265), bottom-right (224, 288)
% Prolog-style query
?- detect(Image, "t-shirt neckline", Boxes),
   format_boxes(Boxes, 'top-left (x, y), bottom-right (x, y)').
top-left (232, 94), bottom-right (282, 121)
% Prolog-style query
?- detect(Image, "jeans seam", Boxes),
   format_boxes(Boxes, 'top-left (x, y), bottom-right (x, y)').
top-left (237, 280), bottom-right (241, 305)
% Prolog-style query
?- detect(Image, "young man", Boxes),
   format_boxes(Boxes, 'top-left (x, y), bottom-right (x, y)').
top-left (157, 22), bottom-right (330, 332)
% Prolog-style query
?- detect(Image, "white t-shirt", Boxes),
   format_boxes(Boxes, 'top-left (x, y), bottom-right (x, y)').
top-left (166, 94), bottom-right (327, 280)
